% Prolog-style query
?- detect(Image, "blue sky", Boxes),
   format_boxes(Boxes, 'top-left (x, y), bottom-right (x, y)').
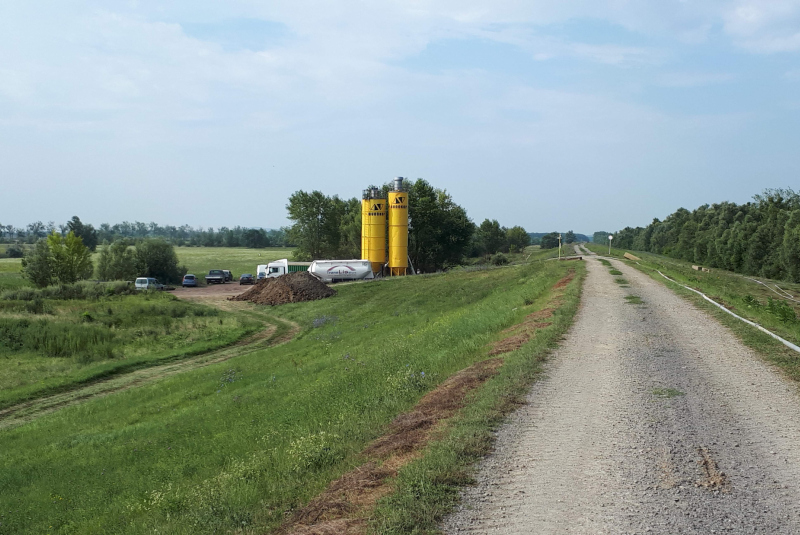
top-left (1, 1), bottom-right (799, 234)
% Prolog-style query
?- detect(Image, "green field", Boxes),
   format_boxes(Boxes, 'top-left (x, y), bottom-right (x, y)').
top-left (0, 284), bottom-right (262, 410)
top-left (0, 257), bottom-right (25, 291)
top-left (170, 247), bottom-right (295, 281)
top-left (0, 259), bottom-right (582, 534)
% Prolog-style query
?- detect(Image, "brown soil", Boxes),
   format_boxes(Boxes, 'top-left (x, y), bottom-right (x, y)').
top-left (553, 268), bottom-right (576, 289)
top-left (696, 447), bottom-right (730, 492)
top-left (279, 358), bottom-right (504, 535)
top-left (230, 272), bottom-right (336, 306)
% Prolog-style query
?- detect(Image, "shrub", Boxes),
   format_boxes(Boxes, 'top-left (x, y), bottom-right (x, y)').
top-left (491, 253), bottom-right (509, 266)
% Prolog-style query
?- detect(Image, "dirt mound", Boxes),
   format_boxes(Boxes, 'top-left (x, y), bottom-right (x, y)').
top-left (229, 272), bottom-right (336, 306)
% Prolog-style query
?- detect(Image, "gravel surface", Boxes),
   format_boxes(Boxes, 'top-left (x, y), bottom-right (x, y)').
top-left (442, 256), bottom-right (800, 534)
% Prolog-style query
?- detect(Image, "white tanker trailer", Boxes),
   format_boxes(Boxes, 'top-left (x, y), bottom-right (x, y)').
top-left (308, 260), bottom-right (375, 283)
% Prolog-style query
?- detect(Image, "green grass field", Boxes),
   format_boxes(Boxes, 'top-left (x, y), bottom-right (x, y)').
top-left (0, 259), bottom-right (582, 534)
top-left (170, 247), bottom-right (295, 281)
top-left (0, 285), bottom-right (261, 409)
top-left (0, 257), bottom-right (26, 291)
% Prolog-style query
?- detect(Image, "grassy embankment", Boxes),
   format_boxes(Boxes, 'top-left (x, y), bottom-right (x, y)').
top-left (0, 256), bottom-right (583, 534)
top-left (585, 242), bottom-right (800, 380)
top-left (0, 285), bottom-right (263, 410)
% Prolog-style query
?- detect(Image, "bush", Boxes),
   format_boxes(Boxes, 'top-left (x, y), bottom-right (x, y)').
top-left (5, 245), bottom-right (24, 258)
top-left (491, 253), bottom-right (509, 266)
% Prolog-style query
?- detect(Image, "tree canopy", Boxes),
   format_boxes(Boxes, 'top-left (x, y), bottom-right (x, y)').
top-left (610, 188), bottom-right (800, 282)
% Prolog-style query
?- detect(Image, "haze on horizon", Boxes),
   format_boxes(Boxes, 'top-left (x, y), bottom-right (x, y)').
top-left (2, 2), bottom-right (799, 235)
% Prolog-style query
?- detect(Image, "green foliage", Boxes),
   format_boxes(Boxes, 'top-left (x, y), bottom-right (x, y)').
top-left (565, 230), bottom-right (576, 244)
top-left (135, 238), bottom-right (186, 283)
top-left (610, 188), bottom-right (800, 282)
top-left (476, 219), bottom-right (507, 255)
top-left (21, 238), bottom-right (53, 288)
top-left (540, 232), bottom-right (560, 249)
top-left (408, 179), bottom-right (474, 271)
top-left (505, 226), bottom-right (530, 253)
top-left (98, 239), bottom-right (140, 281)
top-left (491, 253), bottom-right (509, 265)
top-left (286, 190), bottom-right (348, 260)
top-left (47, 231), bottom-right (94, 284)
top-left (0, 318), bottom-right (117, 359)
top-left (67, 216), bottom-right (99, 252)
top-left (593, 231), bottom-right (610, 245)
top-left (5, 244), bottom-right (24, 258)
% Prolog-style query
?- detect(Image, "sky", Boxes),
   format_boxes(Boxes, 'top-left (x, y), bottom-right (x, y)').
top-left (1, 1), bottom-right (799, 235)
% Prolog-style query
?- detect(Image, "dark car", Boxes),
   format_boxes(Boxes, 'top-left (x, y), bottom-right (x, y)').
top-left (205, 270), bottom-right (226, 284)
top-left (223, 270), bottom-right (233, 282)
top-left (182, 274), bottom-right (198, 287)
top-left (239, 273), bottom-right (255, 285)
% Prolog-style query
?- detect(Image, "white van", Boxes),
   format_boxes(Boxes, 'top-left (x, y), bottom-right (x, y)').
top-left (135, 277), bottom-right (165, 290)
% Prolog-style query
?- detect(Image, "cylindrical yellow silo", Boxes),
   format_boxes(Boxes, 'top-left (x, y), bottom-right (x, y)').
top-left (366, 187), bottom-right (386, 273)
top-left (361, 193), bottom-right (369, 260)
top-left (388, 177), bottom-right (408, 276)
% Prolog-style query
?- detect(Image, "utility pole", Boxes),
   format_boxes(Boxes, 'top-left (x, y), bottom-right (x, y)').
top-left (608, 235), bottom-right (613, 255)
top-left (558, 233), bottom-right (562, 260)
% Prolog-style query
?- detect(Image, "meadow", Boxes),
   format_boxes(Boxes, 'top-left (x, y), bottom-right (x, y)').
top-left (0, 284), bottom-right (261, 409)
top-left (0, 258), bottom-right (583, 534)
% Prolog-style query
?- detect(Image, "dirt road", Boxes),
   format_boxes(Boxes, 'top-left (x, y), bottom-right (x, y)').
top-left (443, 256), bottom-right (800, 533)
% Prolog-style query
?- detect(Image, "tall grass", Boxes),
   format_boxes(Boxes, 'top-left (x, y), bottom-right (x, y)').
top-left (0, 261), bottom-right (576, 534)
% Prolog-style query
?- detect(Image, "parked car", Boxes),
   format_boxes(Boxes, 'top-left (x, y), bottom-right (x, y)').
top-left (135, 277), bottom-right (165, 291)
top-left (239, 273), bottom-right (255, 285)
top-left (223, 270), bottom-right (233, 282)
top-left (182, 274), bottom-right (198, 287)
top-left (205, 270), bottom-right (226, 284)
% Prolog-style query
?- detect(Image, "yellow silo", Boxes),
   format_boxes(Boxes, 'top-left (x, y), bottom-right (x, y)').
top-left (361, 192), bottom-right (369, 259)
top-left (388, 177), bottom-right (408, 276)
top-left (365, 187), bottom-right (386, 273)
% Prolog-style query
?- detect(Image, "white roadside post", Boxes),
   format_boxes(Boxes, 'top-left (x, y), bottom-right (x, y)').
top-left (558, 233), bottom-right (562, 260)
top-left (608, 235), bottom-right (613, 255)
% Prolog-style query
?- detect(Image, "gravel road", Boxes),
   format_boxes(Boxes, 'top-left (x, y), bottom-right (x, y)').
top-left (442, 256), bottom-right (800, 534)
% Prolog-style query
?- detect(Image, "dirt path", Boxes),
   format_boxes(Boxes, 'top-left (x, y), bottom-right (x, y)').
top-left (0, 303), bottom-right (299, 430)
top-left (443, 256), bottom-right (800, 533)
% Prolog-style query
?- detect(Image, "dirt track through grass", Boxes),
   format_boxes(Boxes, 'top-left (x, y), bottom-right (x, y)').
top-left (444, 255), bottom-right (800, 534)
top-left (0, 306), bottom-right (298, 430)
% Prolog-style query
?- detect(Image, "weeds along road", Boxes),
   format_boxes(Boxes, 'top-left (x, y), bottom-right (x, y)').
top-left (444, 255), bottom-right (800, 534)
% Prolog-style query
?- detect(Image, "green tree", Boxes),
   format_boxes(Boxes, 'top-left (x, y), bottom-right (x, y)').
top-left (565, 230), bottom-right (576, 244)
top-left (476, 219), bottom-right (507, 256)
top-left (408, 179), bottom-right (474, 272)
top-left (66, 216), bottom-right (99, 251)
top-left (135, 238), bottom-right (185, 283)
top-left (540, 232), bottom-right (560, 249)
top-left (97, 239), bottom-right (140, 281)
top-left (506, 226), bottom-right (530, 253)
top-left (21, 238), bottom-right (53, 288)
top-left (47, 231), bottom-right (94, 284)
top-left (286, 190), bottom-right (343, 260)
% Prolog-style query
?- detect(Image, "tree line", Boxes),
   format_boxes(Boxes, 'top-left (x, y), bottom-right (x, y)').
top-left (609, 188), bottom-right (800, 282)
top-left (0, 218), bottom-right (292, 250)
top-left (286, 179), bottom-right (530, 272)
top-left (21, 232), bottom-right (186, 288)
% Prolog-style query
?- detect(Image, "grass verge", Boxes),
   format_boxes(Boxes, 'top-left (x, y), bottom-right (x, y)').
top-left (369, 262), bottom-right (584, 533)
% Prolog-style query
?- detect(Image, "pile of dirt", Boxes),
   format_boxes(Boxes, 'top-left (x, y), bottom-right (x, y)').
top-left (229, 272), bottom-right (336, 306)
